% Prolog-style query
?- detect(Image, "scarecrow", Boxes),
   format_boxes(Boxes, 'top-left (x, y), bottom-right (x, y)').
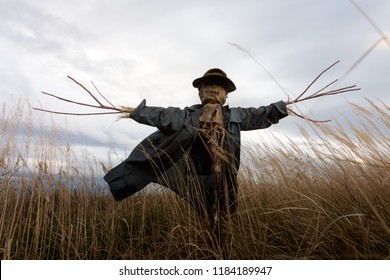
top-left (35, 62), bottom-right (359, 231)
top-left (104, 68), bottom-right (288, 226)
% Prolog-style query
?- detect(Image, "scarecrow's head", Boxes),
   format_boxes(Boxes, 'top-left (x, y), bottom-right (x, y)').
top-left (193, 68), bottom-right (236, 105)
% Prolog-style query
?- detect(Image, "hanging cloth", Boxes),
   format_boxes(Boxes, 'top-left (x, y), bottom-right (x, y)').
top-left (198, 103), bottom-right (228, 231)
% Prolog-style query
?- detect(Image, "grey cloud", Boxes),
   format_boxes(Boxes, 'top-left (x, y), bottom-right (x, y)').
top-left (1, 1), bottom-right (84, 54)
top-left (0, 0), bottom-right (388, 162)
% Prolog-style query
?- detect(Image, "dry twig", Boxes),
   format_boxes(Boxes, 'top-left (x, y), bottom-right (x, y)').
top-left (286, 61), bottom-right (361, 122)
top-left (229, 43), bottom-right (361, 123)
top-left (33, 76), bottom-right (133, 117)
top-left (287, 61), bottom-right (360, 105)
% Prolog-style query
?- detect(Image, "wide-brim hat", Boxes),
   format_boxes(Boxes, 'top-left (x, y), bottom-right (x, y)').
top-left (192, 68), bottom-right (236, 93)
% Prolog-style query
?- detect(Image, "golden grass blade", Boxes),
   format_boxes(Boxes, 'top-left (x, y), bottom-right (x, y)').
top-left (2, 98), bottom-right (390, 259)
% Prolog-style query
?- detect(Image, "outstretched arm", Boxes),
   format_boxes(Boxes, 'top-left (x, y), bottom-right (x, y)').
top-left (236, 100), bottom-right (288, 131)
top-left (128, 99), bottom-right (189, 135)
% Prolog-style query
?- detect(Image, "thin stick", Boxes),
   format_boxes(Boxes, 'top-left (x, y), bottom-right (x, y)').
top-left (310, 85), bottom-right (360, 98)
top-left (67, 75), bottom-right (104, 106)
top-left (33, 108), bottom-right (121, 116)
top-left (340, 38), bottom-right (384, 81)
top-left (41, 91), bottom-right (111, 110)
top-left (288, 85), bottom-right (360, 105)
top-left (91, 81), bottom-right (116, 108)
top-left (307, 79), bottom-right (339, 98)
top-left (294, 61), bottom-right (340, 102)
top-left (320, 85), bottom-right (359, 95)
top-left (228, 42), bottom-right (290, 97)
top-left (288, 108), bottom-right (331, 123)
top-left (350, 0), bottom-right (390, 47)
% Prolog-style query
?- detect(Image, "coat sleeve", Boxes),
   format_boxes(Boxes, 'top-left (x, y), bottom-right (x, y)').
top-left (234, 100), bottom-right (288, 131)
top-left (129, 99), bottom-right (188, 135)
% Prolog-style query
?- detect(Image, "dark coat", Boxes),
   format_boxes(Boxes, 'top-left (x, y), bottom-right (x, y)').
top-left (104, 99), bottom-right (288, 217)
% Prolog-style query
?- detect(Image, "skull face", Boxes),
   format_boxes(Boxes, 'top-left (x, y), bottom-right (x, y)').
top-left (198, 80), bottom-right (228, 105)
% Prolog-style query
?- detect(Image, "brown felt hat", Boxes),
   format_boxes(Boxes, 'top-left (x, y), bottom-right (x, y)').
top-left (192, 68), bottom-right (236, 93)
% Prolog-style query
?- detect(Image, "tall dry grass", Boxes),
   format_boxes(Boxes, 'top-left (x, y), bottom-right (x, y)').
top-left (0, 98), bottom-right (389, 259)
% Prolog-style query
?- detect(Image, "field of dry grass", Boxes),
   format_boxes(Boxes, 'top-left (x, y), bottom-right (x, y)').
top-left (0, 98), bottom-right (389, 259)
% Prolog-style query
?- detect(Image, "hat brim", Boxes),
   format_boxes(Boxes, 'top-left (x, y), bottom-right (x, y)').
top-left (192, 75), bottom-right (236, 93)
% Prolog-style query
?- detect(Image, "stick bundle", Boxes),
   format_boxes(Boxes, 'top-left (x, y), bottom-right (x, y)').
top-left (286, 61), bottom-right (360, 122)
top-left (286, 61), bottom-right (360, 105)
top-left (33, 76), bottom-right (133, 117)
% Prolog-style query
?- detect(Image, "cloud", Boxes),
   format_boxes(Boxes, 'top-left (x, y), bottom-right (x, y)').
top-left (0, 0), bottom-right (389, 164)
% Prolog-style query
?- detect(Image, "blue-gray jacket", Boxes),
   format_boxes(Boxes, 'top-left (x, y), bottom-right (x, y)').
top-left (104, 99), bottom-right (288, 215)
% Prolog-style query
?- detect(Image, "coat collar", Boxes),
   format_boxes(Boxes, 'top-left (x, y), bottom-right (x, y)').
top-left (188, 104), bottom-right (230, 111)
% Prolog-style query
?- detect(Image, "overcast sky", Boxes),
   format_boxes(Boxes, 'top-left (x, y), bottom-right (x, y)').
top-left (1, 0), bottom-right (389, 164)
